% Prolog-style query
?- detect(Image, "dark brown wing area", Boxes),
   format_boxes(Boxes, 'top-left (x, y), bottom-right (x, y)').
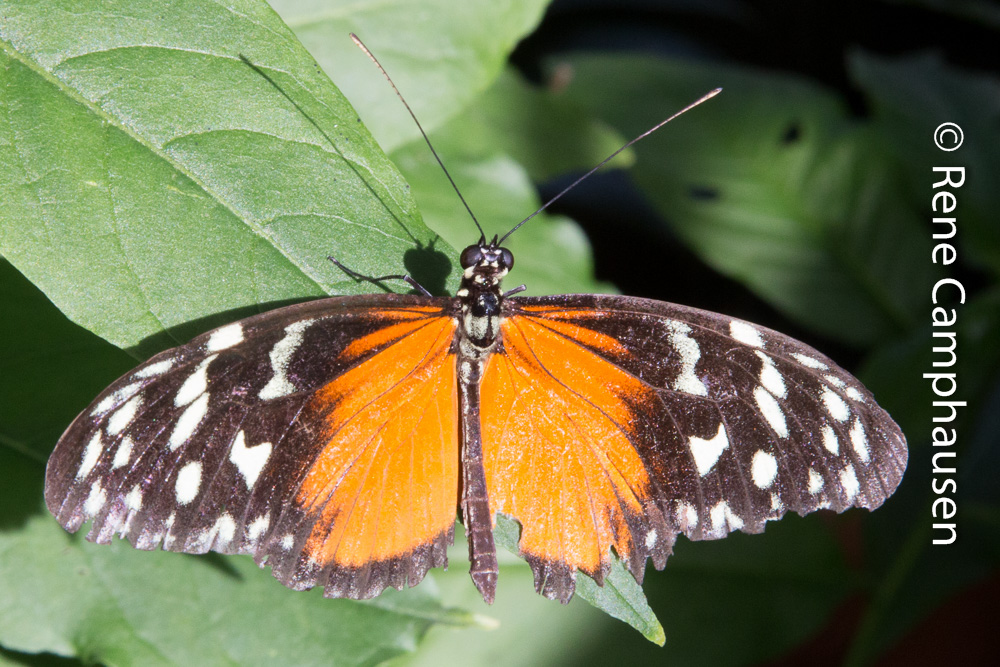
top-left (44, 294), bottom-right (461, 600)
top-left (484, 294), bottom-right (907, 602)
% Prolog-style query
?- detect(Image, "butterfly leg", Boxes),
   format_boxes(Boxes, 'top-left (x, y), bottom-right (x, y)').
top-left (327, 255), bottom-right (432, 296)
top-left (458, 360), bottom-right (499, 604)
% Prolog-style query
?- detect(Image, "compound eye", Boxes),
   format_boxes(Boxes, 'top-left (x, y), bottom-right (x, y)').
top-left (500, 247), bottom-right (514, 271)
top-left (460, 245), bottom-right (484, 268)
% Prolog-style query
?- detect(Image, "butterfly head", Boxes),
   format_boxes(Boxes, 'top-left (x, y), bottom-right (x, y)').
top-left (459, 236), bottom-right (514, 291)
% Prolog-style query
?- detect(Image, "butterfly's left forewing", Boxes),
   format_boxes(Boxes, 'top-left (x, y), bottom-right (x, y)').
top-left (45, 294), bottom-right (461, 599)
top-left (483, 294), bottom-right (907, 602)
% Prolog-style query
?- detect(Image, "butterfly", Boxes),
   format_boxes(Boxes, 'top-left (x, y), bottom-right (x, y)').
top-left (44, 44), bottom-right (908, 606)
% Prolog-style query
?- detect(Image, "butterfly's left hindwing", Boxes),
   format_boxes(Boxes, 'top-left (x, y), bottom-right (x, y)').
top-left (45, 294), bottom-right (461, 600)
top-left (485, 294), bottom-right (907, 602)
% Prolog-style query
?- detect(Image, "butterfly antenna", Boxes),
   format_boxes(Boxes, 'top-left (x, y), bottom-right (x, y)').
top-left (351, 34), bottom-right (486, 243)
top-left (498, 87), bottom-right (722, 245)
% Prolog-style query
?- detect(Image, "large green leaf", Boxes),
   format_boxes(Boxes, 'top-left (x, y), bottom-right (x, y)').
top-left (0, 0), bottom-right (440, 356)
top-left (558, 54), bottom-right (937, 346)
top-left (269, 0), bottom-right (551, 153)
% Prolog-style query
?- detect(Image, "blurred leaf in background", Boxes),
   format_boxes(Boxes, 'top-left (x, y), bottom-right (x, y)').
top-left (2, 0), bottom-right (999, 665)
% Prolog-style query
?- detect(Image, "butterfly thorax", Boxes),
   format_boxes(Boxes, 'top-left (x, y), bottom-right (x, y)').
top-left (456, 240), bottom-right (513, 354)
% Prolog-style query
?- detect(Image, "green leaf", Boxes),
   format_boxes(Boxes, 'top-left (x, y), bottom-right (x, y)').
top-left (0, 505), bottom-right (471, 666)
top-left (437, 67), bottom-right (633, 182)
top-left (269, 0), bottom-right (551, 153)
top-left (573, 553), bottom-right (665, 647)
top-left (492, 515), bottom-right (664, 645)
top-left (849, 50), bottom-right (1000, 276)
top-left (557, 54), bottom-right (937, 346)
top-left (0, 0), bottom-right (441, 355)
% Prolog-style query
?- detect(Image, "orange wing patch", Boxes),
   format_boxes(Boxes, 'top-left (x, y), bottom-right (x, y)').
top-left (480, 313), bottom-right (657, 584)
top-left (338, 306), bottom-right (448, 361)
top-left (297, 314), bottom-right (459, 569)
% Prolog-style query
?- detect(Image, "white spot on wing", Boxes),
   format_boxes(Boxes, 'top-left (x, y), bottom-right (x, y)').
top-left (259, 320), bottom-right (315, 400)
top-left (645, 529), bottom-right (657, 549)
top-left (730, 320), bottom-right (764, 347)
top-left (846, 386), bottom-right (864, 402)
top-left (135, 357), bottom-right (176, 379)
top-left (175, 354), bottom-right (218, 407)
top-left (756, 351), bottom-right (787, 398)
top-left (754, 386), bottom-right (788, 437)
top-left (824, 375), bottom-right (845, 388)
top-left (230, 430), bottom-right (272, 489)
top-left (850, 418), bottom-right (870, 462)
top-left (280, 534), bottom-right (295, 550)
top-left (212, 513), bottom-right (237, 548)
top-left (677, 502), bottom-right (699, 530)
top-left (175, 461), bottom-right (203, 505)
top-left (770, 493), bottom-right (784, 512)
top-left (822, 387), bottom-right (850, 422)
top-left (689, 423), bottom-right (729, 476)
top-left (107, 394), bottom-right (142, 436)
top-left (207, 323), bottom-right (244, 352)
top-left (77, 433), bottom-right (103, 479)
top-left (666, 320), bottom-right (708, 396)
top-left (247, 513), bottom-right (271, 542)
top-left (792, 353), bottom-right (828, 370)
top-left (84, 482), bottom-right (106, 516)
top-left (91, 382), bottom-right (142, 416)
top-left (840, 465), bottom-right (860, 502)
top-left (808, 469), bottom-right (824, 494)
top-left (725, 503), bottom-right (744, 530)
top-left (112, 436), bottom-right (134, 470)
top-left (710, 502), bottom-right (727, 535)
top-left (169, 393), bottom-right (209, 450)
top-left (751, 450), bottom-right (778, 489)
top-left (125, 484), bottom-right (143, 511)
top-left (163, 512), bottom-right (178, 549)
top-left (709, 501), bottom-right (743, 534)
top-left (822, 424), bottom-right (839, 454)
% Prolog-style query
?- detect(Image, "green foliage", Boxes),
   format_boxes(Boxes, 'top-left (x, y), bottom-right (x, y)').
top-left (268, 0), bottom-right (551, 154)
top-left (0, 0), bottom-right (444, 357)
